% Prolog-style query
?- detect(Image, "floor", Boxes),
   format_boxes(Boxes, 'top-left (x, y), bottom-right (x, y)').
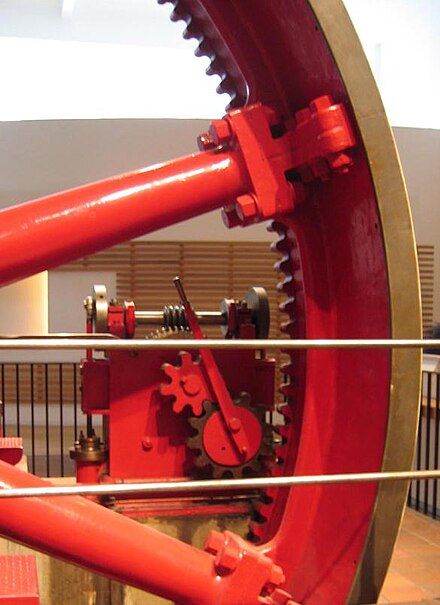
top-left (378, 508), bottom-right (440, 603)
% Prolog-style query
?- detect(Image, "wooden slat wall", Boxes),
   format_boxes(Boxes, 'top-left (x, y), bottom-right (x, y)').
top-left (0, 240), bottom-right (429, 408)
top-left (417, 245), bottom-right (435, 337)
top-left (59, 240), bottom-right (285, 340)
top-left (59, 240), bottom-right (286, 401)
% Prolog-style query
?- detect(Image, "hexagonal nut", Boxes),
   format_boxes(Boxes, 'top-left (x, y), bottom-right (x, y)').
top-left (268, 563), bottom-right (285, 587)
top-left (204, 530), bottom-right (224, 555)
top-left (215, 538), bottom-right (241, 574)
top-left (265, 589), bottom-right (298, 605)
top-left (197, 132), bottom-right (216, 152)
top-left (209, 118), bottom-right (233, 145)
top-left (235, 194), bottom-right (259, 225)
top-left (309, 95), bottom-right (332, 113)
top-left (221, 205), bottom-right (242, 229)
top-left (327, 151), bottom-right (353, 172)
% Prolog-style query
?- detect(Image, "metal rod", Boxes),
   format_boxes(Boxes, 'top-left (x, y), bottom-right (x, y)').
top-left (135, 310), bottom-right (224, 326)
top-left (0, 337), bottom-right (434, 350)
top-left (30, 364), bottom-right (36, 474)
top-left (1, 469), bottom-right (440, 499)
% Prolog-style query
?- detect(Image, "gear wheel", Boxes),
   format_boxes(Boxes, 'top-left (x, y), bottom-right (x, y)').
top-left (160, 351), bottom-right (211, 416)
top-left (187, 393), bottom-right (274, 478)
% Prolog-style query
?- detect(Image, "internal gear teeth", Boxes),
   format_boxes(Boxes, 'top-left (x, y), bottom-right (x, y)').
top-left (271, 237), bottom-right (290, 256)
top-left (206, 59), bottom-right (226, 78)
top-left (281, 362), bottom-right (296, 377)
top-left (280, 319), bottom-right (296, 336)
top-left (169, 4), bottom-right (191, 24)
top-left (183, 23), bottom-right (202, 41)
top-left (280, 297), bottom-right (295, 314)
top-left (217, 75), bottom-right (237, 97)
top-left (277, 276), bottom-right (295, 295)
top-left (195, 39), bottom-right (214, 58)
top-left (274, 256), bottom-right (291, 275)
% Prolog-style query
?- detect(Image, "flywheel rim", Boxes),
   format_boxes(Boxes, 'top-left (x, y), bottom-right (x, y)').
top-left (161, 1), bottom-right (422, 603)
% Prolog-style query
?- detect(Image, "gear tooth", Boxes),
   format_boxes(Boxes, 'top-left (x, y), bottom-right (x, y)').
top-left (206, 58), bottom-right (225, 77)
top-left (274, 257), bottom-right (291, 275)
top-left (172, 399), bottom-right (187, 414)
top-left (192, 401), bottom-right (204, 417)
top-left (178, 350), bottom-right (192, 366)
top-left (188, 417), bottom-right (201, 430)
top-left (279, 382), bottom-right (296, 398)
top-left (187, 435), bottom-right (201, 450)
top-left (281, 362), bottom-right (295, 377)
top-left (280, 319), bottom-right (296, 336)
top-left (169, 4), bottom-right (191, 24)
top-left (183, 23), bottom-right (202, 41)
top-left (277, 276), bottom-right (295, 295)
top-left (279, 297), bottom-right (295, 314)
top-left (195, 39), bottom-right (214, 58)
top-left (159, 383), bottom-right (174, 397)
top-left (217, 75), bottom-right (236, 97)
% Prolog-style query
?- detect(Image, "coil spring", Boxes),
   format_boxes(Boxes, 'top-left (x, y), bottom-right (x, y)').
top-left (163, 304), bottom-right (189, 330)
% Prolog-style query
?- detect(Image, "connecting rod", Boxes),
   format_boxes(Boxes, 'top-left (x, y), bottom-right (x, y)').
top-left (0, 149), bottom-right (249, 286)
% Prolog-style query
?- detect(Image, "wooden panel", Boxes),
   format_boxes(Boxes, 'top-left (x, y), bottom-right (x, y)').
top-left (417, 245), bottom-right (434, 337)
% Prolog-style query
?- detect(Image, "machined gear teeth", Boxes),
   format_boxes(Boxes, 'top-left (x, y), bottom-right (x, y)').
top-left (158, 0), bottom-right (245, 109)
top-left (248, 221), bottom-right (301, 544)
top-left (187, 399), bottom-right (270, 479)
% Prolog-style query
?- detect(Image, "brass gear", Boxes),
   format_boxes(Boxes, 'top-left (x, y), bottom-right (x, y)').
top-left (187, 393), bottom-right (275, 479)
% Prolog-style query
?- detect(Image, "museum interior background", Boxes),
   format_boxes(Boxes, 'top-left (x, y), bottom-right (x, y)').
top-left (0, 1), bottom-right (439, 603)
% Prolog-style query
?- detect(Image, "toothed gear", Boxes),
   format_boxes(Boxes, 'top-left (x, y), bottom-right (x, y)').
top-left (187, 393), bottom-right (273, 478)
top-left (161, 351), bottom-right (210, 416)
top-left (147, 326), bottom-right (191, 340)
top-left (248, 221), bottom-right (302, 543)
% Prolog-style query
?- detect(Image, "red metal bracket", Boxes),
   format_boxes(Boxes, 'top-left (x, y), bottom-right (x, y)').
top-left (204, 530), bottom-right (298, 605)
top-left (199, 96), bottom-right (356, 228)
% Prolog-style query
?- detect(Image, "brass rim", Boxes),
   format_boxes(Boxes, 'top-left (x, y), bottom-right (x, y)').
top-left (308, 1), bottom-right (422, 602)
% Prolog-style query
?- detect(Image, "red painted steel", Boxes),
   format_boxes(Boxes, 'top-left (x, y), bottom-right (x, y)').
top-left (0, 460), bottom-right (218, 604)
top-left (0, 555), bottom-right (39, 604)
top-left (0, 1), bottom-right (402, 603)
top-left (0, 151), bottom-right (249, 287)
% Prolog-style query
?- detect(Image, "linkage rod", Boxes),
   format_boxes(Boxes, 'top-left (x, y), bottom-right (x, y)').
top-left (1, 470), bottom-right (439, 499)
top-left (0, 337), bottom-right (436, 350)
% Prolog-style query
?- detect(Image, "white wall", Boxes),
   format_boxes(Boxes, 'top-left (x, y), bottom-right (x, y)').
top-left (393, 127), bottom-right (440, 322)
top-left (0, 119), bottom-right (439, 351)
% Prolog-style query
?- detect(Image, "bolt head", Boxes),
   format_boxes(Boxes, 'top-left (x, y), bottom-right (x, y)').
top-left (235, 194), bottom-right (259, 225)
top-left (215, 539), bottom-right (241, 573)
top-left (221, 205), bottom-right (242, 229)
top-left (141, 437), bottom-right (153, 451)
top-left (309, 95), bottom-right (332, 113)
top-left (209, 119), bottom-right (232, 145)
top-left (197, 132), bottom-right (216, 151)
top-left (204, 530), bottom-right (224, 555)
top-left (228, 417), bottom-right (242, 432)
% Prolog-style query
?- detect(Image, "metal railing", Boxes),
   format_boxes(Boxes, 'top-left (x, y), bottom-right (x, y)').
top-left (0, 363), bottom-right (84, 477)
top-left (408, 369), bottom-right (440, 518)
top-left (0, 359), bottom-right (439, 521)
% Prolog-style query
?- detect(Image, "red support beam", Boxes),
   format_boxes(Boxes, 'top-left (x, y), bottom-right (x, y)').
top-left (0, 149), bottom-right (249, 287)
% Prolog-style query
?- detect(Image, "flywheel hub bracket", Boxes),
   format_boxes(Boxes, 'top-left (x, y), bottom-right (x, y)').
top-left (198, 95), bottom-right (357, 228)
top-left (203, 530), bottom-right (298, 604)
